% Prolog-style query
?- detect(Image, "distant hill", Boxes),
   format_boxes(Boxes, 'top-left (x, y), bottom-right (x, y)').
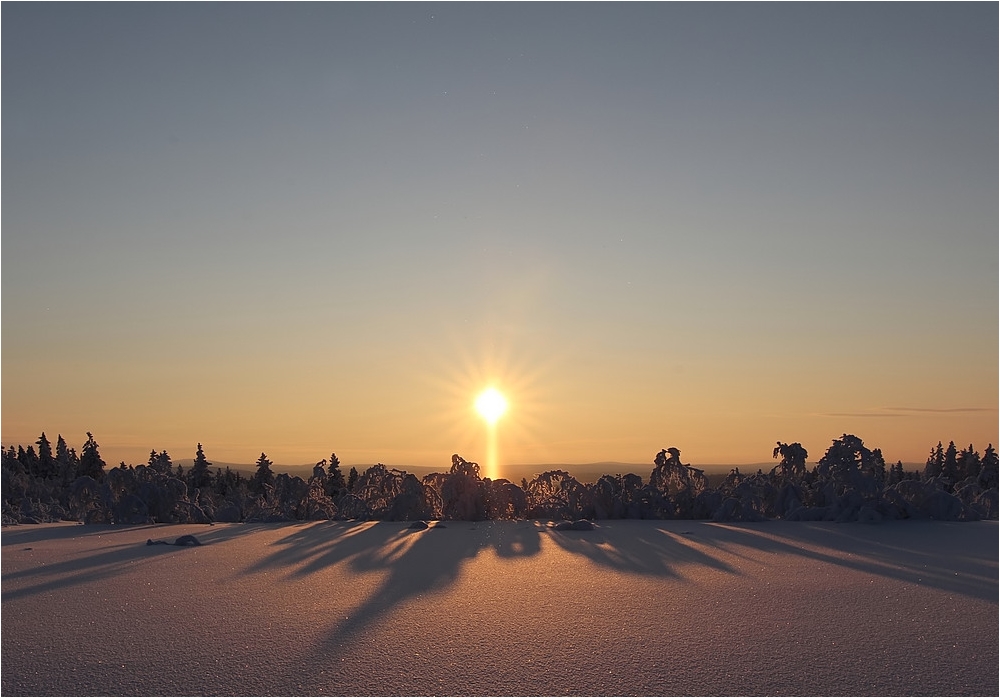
top-left (174, 459), bottom-right (925, 484)
top-left (173, 460), bottom-right (262, 479)
top-left (173, 459), bottom-right (775, 484)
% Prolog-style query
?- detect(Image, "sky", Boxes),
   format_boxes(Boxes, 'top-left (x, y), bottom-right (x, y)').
top-left (2, 3), bottom-right (997, 476)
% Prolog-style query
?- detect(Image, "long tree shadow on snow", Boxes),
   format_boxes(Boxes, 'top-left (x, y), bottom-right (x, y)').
top-left (238, 517), bottom-right (997, 666)
top-left (548, 518), bottom-right (997, 603)
top-left (241, 519), bottom-right (543, 646)
top-left (0, 522), bottom-right (262, 602)
top-left (270, 519), bottom-right (746, 654)
top-left (535, 519), bottom-right (997, 602)
top-left (696, 519), bottom-right (998, 603)
top-left (544, 520), bottom-right (741, 579)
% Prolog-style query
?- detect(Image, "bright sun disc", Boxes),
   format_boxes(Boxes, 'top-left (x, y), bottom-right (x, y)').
top-left (475, 388), bottom-right (508, 424)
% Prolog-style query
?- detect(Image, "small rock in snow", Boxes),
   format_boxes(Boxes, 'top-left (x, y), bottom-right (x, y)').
top-left (554, 519), bottom-right (595, 531)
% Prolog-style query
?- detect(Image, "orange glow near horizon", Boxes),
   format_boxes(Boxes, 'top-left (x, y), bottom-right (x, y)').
top-left (3, 312), bottom-right (996, 471)
top-left (414, 325), bottom-right (554, 479)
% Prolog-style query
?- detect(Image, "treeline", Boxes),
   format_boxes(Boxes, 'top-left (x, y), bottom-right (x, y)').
top-left (1, 432), bottom-right (997, 526)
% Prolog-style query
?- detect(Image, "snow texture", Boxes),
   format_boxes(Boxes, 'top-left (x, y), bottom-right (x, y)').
top-left (2, 520), bottom-right (997, 696)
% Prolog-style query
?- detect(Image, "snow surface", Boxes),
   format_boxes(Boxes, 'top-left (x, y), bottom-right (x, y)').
top-left (2, 520), bottom-right (996, 696)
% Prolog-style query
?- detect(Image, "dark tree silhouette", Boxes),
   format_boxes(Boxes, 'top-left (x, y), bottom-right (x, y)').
top-left (441, 454), bottom-right (487, 520)
top-left (35, 433), bottom-right (55, 479)
top-left (347, 466), bottom-right (359, 492)
top-left (482, 477), bottom-right (527, 519)
top-left (980, 444), bottom-right (998, 490)
top-left (78, 432), bottom-right (106, 481)
top-left (924, 441), bottom-right (945, 480)
top-left (213, 465), bottom-right (243, 497)
top-left (2, 428), bottom-right (996, 525)
top-left (591, 473), bottom-right (644, 519)
top-left (250, 452), bottom-right (275, 495)
top-left (188, 443), bottom-right (213, 490)
top-left (18, 445), bottom-right (38, 475)
top-left (941, 441), bottom-right (960, 484)
top-left (4, 445), bottom-right (24, 476)
top-left (648, 447), bottom-right (708, 518)
top-left (815, 434), bottom-right (885, 502)
top-left (523, 469), bottom-right (590, 520)
top-left (55, 435), bottom-right (79, 484)
top-left (147, 449), bottom-right (173, 475)
top-left (958, 444), bottom-right (981, 483)
top-left (772, 441), bottom-right (808, 478)
top-left (327, 452), bottom-right (346, 494)
top-left (313, 459), bottom-right (328, 480)
top-left (886, 460), bottom-right (906, 486)
top-left (353, 463), bottom-right (431, 520)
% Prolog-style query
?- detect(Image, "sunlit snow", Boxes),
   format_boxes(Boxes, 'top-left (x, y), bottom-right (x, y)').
top-left (2, 519), bottom-right (996, 695)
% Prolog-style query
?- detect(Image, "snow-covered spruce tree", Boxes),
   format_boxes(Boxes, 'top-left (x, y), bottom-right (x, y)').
top-left (188, 443), bottom-right (213, 491)
top-left (815, 435), bottom-right (884, 495)
top-left (940, 441), bottom-right (960, 486)
top-left (805, 434), bottom-right (886, 522)
top-left (327, 452), bottom-right (346, 497)
top-left (249, 452), bottom-right (275, 496)
top-left (957, 445), bottom-right (981, 483)
top-left (35, 433), bottom-right (55, 480)
top-left (885, 460), bottom-right (907, 487)
top-left (55, 435), bottom-right (80, 485)
top-left (147, 449), bottom-right (173, 475)
top-left (980, 445), bottom-right (998, 490)
top-left (924, 442), bottom-right (945, 480)
top-left (78, 433), bottom-right (106, 482)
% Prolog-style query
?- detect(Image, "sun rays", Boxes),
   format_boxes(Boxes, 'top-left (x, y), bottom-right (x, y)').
top-left (416, 326), bottom-right (556, 479)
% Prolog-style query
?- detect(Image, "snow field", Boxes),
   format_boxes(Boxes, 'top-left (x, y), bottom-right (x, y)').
top-left (2, 519), bottom-right (996, 696)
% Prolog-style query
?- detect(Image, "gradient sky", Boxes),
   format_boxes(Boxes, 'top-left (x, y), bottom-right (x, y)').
top-left (3, 3), bottom-right (997, 474)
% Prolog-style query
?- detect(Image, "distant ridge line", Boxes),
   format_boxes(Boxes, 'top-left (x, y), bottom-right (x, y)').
top-left (172, 459), bottom-right (926, 482)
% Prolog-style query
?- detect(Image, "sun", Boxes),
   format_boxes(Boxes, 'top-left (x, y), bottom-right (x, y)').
top-left (474, 388), bottom-right (508, 425)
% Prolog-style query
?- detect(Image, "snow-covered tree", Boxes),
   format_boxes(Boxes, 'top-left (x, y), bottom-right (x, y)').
top-left (980, 444), bottom-right (998, 490)
top-left (441, 454), bottom-right (487, 520)
top-left (924, 442), bottom-right (945, 480)
top-left (78, 433), bottom-right (106, 481)
top-left (188, 443), bottom-right (213, 490)
top-left (772, 442), bottom-right (808, 478)
top-left (957, 445), bottom-right (981, 483)
top-left (941, 441), bottom-right (960, 484)
top-left (250, 452), bottom-right (275, 495)
top-left (327, 452), bottom-right (346, 493)
top-left (56, 434), bottom-right (79, 483)
top-left (815, 434), bottom-right (884, 499)
top-left (35, 433), bottom-right (55, 479)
